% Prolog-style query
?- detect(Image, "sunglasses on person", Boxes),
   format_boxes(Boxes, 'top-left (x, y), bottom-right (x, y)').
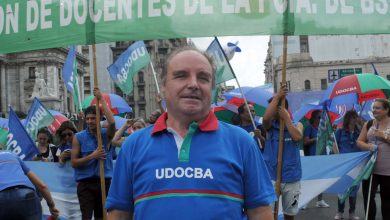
top-left (61, 132), bottom-right (74, 138)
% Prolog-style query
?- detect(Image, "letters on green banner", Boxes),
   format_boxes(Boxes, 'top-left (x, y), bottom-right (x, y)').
top-left (1, 0), bottom-right (390, 53)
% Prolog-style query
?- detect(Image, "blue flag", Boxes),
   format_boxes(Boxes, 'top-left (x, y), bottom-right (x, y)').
top-left (7, 108), bottom-right (38, 160)
top-left (24, 98), bottom-right (56, 140)
top-left (63, 46), bottom-right (81, 111)
top-left (107, 41), bottom-right (151, 95)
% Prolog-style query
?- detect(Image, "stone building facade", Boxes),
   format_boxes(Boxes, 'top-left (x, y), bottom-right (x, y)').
top-left (111, 39), bottom-right (187, 119)
top-left (0, 48), bottom-right (88, 117)
top-left (0, 39), bottom-right (186, 119)
top-left (264, 35), bottom-right (390, 92)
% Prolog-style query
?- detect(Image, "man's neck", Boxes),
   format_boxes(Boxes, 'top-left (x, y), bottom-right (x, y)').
top-left (166, 113), bottom-right (207, 138)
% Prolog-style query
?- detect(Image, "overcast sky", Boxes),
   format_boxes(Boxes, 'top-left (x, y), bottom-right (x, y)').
top-left (191, 36), bottom-right (270, 88)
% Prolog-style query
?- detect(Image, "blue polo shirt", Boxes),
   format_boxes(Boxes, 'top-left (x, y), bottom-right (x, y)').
top-left (304, 124), bottom-right (318, 156)
top-left (74, 128), bottom-right (115, 181)
top-left (335, 128), bottom-right (361, 154)
top-left (106, 111), bottom-right (276, 220)
top-left (0, 151), bottom-right (35, 191)
top-left (263, 121), bottom-right (302, 183)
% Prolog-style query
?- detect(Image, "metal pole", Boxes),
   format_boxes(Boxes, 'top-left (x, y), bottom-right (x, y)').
top-left (365, 174), bottom-right (373, 220)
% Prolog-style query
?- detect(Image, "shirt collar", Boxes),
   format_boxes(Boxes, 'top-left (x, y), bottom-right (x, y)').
top-left (152, 110), bottom-right (219, 135)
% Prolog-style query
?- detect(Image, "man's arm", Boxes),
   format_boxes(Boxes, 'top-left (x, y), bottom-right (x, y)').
top-left (71, 135), bottom-right (106, 168)
top-left (94, 88), bottom-right (116, 142)
top-left (247, 206), bottom-right (273, 220)
top-left (107, 210), bottom-right (133, 220)
top-left (263, 84), bottom-right (288, 130)
top-left (27, 171), bottom-right (59, 218)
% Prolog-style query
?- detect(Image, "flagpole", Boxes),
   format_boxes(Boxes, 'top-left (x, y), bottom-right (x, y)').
top-left (150, 62), bottom-right (160, 94)
top-left (234, 79), bottom-right (263, 149)
top-left (92, 44), bottom-right (107, 220)
top-left (365, 172), bottom-right (373, 220)
top-left (77, 77), bottom-right (83, 112)
top-left (273, 34), bottom-right (288, 220)
top-left (214, 37), bottom-right (263, 149)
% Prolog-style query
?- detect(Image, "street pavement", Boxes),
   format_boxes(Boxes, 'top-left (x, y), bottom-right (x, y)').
top-left (295, 190), bottom-right (382, 220)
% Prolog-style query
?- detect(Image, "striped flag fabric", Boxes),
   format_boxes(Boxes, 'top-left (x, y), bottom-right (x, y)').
top-left (63, 46), bottom-right (82, 111)
top-left (28, 152), bottom-right (370, 219)
top-left (316, 104), bottom-right (337, 155)
top-left (339, 151), bottom-right (377, 203)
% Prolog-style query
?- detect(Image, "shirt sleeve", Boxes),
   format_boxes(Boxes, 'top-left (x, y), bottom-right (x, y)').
top-left (243, 139), bottom-right (276, 209)
top-left (105, 136), bottom-right (134, 212)
top-left (17, 156), bottom-right (31, 174)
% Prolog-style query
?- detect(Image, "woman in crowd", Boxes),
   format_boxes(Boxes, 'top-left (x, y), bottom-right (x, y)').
top-left (333, 110), bottom-right (361, 220)
top-left (111, 118), bottom-right (147, 147)
top-left (32, 128), bottom-right (58, 162)
top-left (303, 110), bottom-right (330, 208)
top-left (55, 121), bottom-right (77, 164)
top-left (357, 98), bottom-right (390, 220)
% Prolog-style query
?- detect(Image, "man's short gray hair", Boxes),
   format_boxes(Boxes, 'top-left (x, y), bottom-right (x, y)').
top-left (160, 46), bottom-right (216, 88)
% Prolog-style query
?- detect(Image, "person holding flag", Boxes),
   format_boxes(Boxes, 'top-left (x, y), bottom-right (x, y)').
top-left (71, 87), bottom-right (116, 220)
top-left (232, 104), bottom-right (266, 151)
top-left (262, 83), bottom-right (303, 220)
top-left (357, 98), bottom-right (390, 220)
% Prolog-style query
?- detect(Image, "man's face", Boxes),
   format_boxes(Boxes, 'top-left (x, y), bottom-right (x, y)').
top-left (242, 105), bottom-right (255, 121)
top-left (85, 114), bottom-right (97, 130)
top-left (149, 112), bottom-right (159, 124)
top-left (162, 50), bottom-right (213, 120)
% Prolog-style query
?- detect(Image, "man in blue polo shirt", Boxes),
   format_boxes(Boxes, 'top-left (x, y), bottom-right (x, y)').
top-left (71, 88), bottom-right (116, 220)
top-left (262, 84), bottom-right (303, 220)
top-left (106, 47), bottom-right (276, 220)
top-left (0, 151), bottom-right (59, 219)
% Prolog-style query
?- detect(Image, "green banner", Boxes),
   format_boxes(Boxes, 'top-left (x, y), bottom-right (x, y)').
top-left (1, 0), bottom-right (390, 53)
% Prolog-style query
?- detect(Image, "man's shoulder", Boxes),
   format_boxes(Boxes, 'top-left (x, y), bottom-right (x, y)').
top-left (217, 121), bottom-right (254, 140)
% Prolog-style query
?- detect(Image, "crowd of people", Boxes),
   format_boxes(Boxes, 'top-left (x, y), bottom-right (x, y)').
top-left (1, 46), bottom-right (389, 220)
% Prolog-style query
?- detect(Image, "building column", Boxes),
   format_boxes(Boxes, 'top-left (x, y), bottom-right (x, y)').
top-left (0, 63), bottom-right (7, 115)
top-left (19, 65), bottom-right (25, 111)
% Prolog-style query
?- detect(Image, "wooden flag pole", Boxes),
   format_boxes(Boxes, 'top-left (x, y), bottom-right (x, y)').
top-left (92, 44), bottom-right (107, 220)
top-left (273, 34), bottom-right (288, 220)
